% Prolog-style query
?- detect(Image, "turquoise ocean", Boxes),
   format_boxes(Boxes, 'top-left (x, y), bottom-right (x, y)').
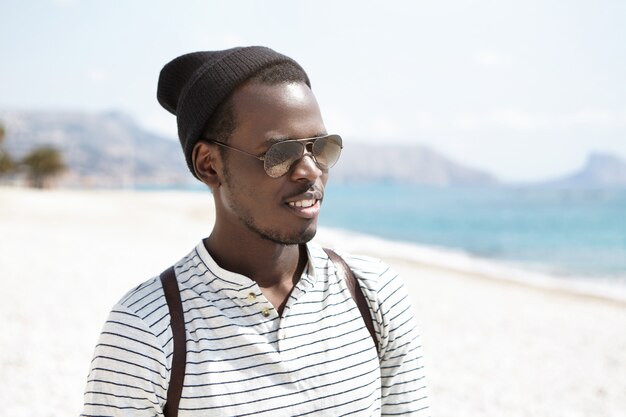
top-left (154, 182), bottom-right (626, 286)
top-left (319, 183), bottom-right (626, 283)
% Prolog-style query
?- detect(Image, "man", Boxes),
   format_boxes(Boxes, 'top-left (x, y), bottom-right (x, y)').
top-left (82, 46), bottom-right (429, 416)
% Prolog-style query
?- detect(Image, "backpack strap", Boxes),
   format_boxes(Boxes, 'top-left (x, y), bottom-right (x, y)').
top-left (323, 248), bottom-right (378, 352)
top-left (160, 266), bottom-right (186, 417)
top-left (160, 249), bottom-right (377, 415)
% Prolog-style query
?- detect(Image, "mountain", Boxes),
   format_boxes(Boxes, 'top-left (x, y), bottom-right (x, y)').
top-left (541, 152), bottom-right (626, 188)
top-left (0, 110), bottom-right (192, 187)
top-left (0, 110), bottom-right (497, 187)
top-left (331, 143), bottom-right (498, 186)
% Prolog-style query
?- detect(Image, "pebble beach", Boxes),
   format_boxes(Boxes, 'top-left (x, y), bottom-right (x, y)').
top-left (1, 187), bottom-right (625, 417)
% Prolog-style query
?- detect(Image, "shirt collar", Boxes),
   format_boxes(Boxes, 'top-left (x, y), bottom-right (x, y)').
top-left (193, 240), bottom-right (327, 290)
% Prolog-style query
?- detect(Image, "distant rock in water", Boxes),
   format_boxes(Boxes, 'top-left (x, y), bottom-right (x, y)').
top-left (0, 110), bottom-right (192, 187)
top-left (542, 152), bottom-right (626, 188)
top-left (332, 143), bottom-right (498, 186)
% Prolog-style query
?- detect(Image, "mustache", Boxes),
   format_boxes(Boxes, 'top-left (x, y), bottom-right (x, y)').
top-left (285, 184), bottom-right (324, 201)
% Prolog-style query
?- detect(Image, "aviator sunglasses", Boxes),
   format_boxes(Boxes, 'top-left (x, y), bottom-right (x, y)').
top-left (207, 134), bottom-right (343, 178)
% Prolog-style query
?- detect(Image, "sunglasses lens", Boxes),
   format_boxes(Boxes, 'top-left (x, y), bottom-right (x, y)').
top-left (263, 135), bottom-right (343, 177)
top-left (312, 135), bottom-right (342, 169)
top-left (264, 141), bottom-right (305, 178)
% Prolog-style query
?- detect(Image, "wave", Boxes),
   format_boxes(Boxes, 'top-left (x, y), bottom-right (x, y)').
top-left (315, 226), bottom-right (626, 304)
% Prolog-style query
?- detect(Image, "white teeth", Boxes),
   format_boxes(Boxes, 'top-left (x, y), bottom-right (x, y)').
top-left (289, 199), bottom-right (316, 208)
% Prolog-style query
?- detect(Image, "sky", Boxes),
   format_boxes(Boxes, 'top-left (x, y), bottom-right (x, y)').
top-left (1, 0), bottom-right (625, 182)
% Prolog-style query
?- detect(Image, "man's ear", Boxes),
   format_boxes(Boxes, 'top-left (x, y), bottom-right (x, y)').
top-left (192, 141), bottom-right (222, 189)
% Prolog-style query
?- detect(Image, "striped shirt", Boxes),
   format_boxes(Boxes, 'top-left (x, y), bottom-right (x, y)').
top-left (82, 242), bottom-right (429, 416)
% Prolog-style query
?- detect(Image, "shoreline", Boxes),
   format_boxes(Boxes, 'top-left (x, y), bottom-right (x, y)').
top-left (3, 185), bottom-right (625, 303)
top-left (315, 227), bottom-right (626, 305)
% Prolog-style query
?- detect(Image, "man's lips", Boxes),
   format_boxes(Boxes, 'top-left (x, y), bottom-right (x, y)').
top-left (285, 189), bottom-right (323, 204)
top-left (287, 198), bottom-right (317, 208)
top-left (284, 190), bottom-right (323, 219)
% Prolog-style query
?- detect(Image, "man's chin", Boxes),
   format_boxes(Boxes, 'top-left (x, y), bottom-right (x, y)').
top-left (296, 227), bottom-right (317, 244)
top-left (259, 226), bottom-right (317, 245)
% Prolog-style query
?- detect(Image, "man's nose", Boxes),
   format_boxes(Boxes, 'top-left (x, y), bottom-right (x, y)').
top-left (289, 151), bottom-right (323, 182)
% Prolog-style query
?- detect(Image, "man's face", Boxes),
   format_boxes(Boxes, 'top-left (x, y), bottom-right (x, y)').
top-left (215, 81), bottom-right (329, 245)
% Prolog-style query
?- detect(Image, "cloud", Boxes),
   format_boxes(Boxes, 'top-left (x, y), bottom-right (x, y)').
top-left (488, 108), bottom-right (537, 129)
top-left (139, 113), bottom-right (178, 139)
top-left (157, 103), bottom-right (625, 148)
top-left (86, 67), bottom-right (108, 83)
top-left (565, 109), bottom-right (626, 128)
top-left (406, 109), bottom-right (538, 133)
top-left (370, 116), bottom-right (402, 139)
top-left (451, 109), bottom-right (538, 131)
top-left (195, 33), bottom-right (251, 49)
top-left (50, 0), bottom-right (78, 7)
top-left (450, 108), bottom-right (626, 132)
top-left (412, 111), bottom-right (441, 130)
top-left (473, 49), bottom-right (513, 69)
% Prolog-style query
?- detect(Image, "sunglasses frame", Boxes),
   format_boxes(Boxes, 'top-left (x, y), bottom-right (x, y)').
top-left (205, 134), bottom-right (343, 178)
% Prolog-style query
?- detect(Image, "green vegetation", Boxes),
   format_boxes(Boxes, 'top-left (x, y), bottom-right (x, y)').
top-left (0, 151), bottom-right (13, 174)
top-left (0, 121), bottom-right (67, 188)
top-left (21, 145), bottom-right (66, 188)
top-left (0, 123), bottom-right (14, 175)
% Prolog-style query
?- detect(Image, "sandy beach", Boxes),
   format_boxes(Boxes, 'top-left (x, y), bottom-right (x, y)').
top-left (1, 187), bottom-right (625, 417)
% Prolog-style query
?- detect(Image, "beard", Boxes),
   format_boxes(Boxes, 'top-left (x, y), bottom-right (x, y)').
top-left (222, 166), bottom-right (318, 245)
top-left (237, 209), bottom-right (317, 245)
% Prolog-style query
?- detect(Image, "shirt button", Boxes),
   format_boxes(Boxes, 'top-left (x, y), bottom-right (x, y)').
top-left (247, 292), bottom-right (256, 301)
top-left (261, 307), bottom-right (271, 317)
top-left (277, 329), bottom-right (286, 340)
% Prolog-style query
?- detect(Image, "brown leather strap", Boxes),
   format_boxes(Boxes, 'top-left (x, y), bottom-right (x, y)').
top-left (324, 248), bottom-right (378, 352)
top-left (160, 266), bottom-right (186, 417)
top-left (160, 251), bottom-right (375, 416)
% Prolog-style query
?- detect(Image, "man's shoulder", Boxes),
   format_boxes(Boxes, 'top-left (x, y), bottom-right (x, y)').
top-left (341, 252), bottom-right (393, 276)
top-left (309, 242), bottom-right (400, 289)
top-left (115, 245), bottom-right (201, 315)
top-left (116, 275), bottom-right (164, 314)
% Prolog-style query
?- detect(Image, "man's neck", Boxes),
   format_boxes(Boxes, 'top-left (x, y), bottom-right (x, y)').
top-left (203, 230), bottom-right (308, 314)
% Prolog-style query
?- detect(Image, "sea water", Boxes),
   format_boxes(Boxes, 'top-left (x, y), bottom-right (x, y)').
top-left (319, 183), bottom-right (626, 281)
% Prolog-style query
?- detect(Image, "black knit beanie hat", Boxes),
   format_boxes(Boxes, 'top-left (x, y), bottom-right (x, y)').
top-left (157, 46), bottom-right (311, 177)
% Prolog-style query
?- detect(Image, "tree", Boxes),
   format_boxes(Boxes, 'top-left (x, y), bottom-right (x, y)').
top-left (21, 145), bottom-right (66, 188)
top-left (0, 123), bottom-right (13, 175)
top-left (0, 151), bottom-right (13, 175)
